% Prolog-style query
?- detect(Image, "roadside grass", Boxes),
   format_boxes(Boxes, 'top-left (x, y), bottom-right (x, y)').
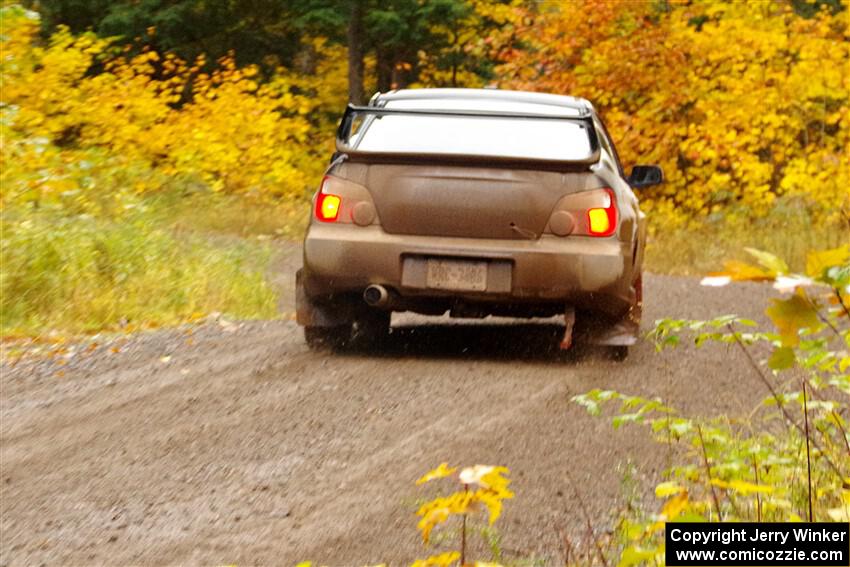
top-left (646, 201), bottom-right (848, 275)
top-left (1, 205), bottom-right (280, 337)
top-left (4, 189), bottom-right (843, 339)
top-left (161, 191), bottom-right (310, 240)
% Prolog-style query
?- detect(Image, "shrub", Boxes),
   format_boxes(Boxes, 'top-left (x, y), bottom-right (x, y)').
top-left (1, 5), bottom-right (345, 209)
top-left (0, 208), bottom-right (277, 335)
top-left (574, 246), bottom-right (850, 565)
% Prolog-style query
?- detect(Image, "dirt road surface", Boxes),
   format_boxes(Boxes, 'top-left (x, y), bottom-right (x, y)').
top-left (1, 243), bottom-right (777, 565)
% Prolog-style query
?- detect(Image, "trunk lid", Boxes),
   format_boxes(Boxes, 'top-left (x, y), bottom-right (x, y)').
top-left (361, 163), bottom-right (570, 240)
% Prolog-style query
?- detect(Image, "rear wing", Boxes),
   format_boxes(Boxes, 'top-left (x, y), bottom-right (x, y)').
top-left (335, 104), bottom-right (601, 168)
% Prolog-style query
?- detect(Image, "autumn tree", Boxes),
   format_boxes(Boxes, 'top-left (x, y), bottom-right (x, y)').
top-left (496, 0), bottom-right (850, 226)
top-left (31, 0), bottom-right (511, 100)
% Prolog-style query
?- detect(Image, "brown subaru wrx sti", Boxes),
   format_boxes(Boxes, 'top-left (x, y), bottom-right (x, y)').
top-left (296, 88), bottom-right (663, 359)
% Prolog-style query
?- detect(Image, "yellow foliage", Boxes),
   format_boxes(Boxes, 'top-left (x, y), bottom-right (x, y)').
top-left (710, 478), bottom-right (775, 495)
top-left (710, 260), bottom-right (774, 282)
top-left (765, 293), bottom-right (821, 347)
top-left (411, 551), bottom-right (461, 567)
top-left (416, 491), bottom-right (473, 543)
top-left (654, 481), bottom-right (685, 498)
top-left (416, 462), bottom-right (458, 485)
top-left (807, 245), bottom-right (850, 278)
top-left (495, 1), bottom-right (850, 225)
top-left (414, 463), bottom-right (512, 545)
top-left (0, 6), bottom-right (344, 210)
top-left (660, 490), bottom-right (689, 521)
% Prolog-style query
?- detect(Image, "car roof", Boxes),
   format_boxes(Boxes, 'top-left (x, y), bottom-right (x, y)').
top-left (373, 88), bottom-right (594, 117)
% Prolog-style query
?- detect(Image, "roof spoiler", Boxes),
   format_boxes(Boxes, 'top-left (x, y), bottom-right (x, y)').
top-left (335, 104), bottom-right (601, 167)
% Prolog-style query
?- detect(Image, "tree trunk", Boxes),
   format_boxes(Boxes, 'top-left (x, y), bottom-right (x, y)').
top-left (376, 51), bottom-right (394, 93)
top-left (347, 0), bottom-right (365, 104)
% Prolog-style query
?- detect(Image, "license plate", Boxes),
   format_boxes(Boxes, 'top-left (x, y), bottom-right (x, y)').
top-left (426, 259), bottom-right (487, 291)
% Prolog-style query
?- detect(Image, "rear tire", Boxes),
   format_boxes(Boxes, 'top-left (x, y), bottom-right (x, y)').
top-left (609, 345), bottom-right (629, 361)
top-left (304, 325), bottom-right (351, 351)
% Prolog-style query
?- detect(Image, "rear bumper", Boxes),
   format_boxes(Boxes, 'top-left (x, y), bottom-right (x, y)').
top-left (302, 224), bottom-right (636, 314)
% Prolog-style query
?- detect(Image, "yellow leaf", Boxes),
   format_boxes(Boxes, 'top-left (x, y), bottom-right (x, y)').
top-left (417, 506), bottom-right (450, 543)
top-left (661, 491), bottom-right (689, 520)
top-left (475, 486), bottom-right (513, 525)
top-left (710, 260), bottom-right (774, 282)
top-left (416, 463), bottom-right (457, 485)
top-left (655, 481), bottom-right (685, 498)
top-left (415, 491), bottom-right (474, 543)
top-left (806, 245), bottom-right (850, 278)
top-left (477, 466), bottom-right (511, 491)
top-left (765, 294), bottom-right (820, 347)
top-left (411, 551), bottom-right (461, 567)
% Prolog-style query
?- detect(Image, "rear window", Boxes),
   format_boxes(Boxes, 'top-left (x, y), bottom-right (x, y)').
top-left (342, 104), bottom-right (595, 162)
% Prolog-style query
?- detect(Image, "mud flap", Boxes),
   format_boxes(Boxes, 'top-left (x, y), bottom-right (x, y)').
top-left (586, 318), bottom-right (639, 347)
top-left (295, 269), bottom-right (353, 328)
top-left (560, 307), bottom-right (576, 350)
top-left (587, 275), bottom-right (641, 347)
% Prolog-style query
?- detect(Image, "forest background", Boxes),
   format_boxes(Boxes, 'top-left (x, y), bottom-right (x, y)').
top-left (1, 0), bottom-right (848, 335)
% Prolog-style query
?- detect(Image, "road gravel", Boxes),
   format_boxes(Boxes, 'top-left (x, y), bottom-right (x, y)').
top-left (1, 243), bottom-right (777, 565)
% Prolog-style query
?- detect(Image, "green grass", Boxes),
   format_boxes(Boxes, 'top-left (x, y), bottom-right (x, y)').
top-left (645, 201), bottom-right (849, 275)
top-left (1, 207), bottom-right (279, 336)
top-left (156, 191), bottom-right (310, 239)
top-left (4, 189), bottom-right (843, 338)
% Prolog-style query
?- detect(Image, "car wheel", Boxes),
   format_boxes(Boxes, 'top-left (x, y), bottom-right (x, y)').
top-left (352, 310), bottom-right (391, 348)
top-left (304, 325), bottom-right (351, 351)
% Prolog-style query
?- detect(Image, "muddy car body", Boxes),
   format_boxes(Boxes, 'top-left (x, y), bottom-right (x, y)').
top-left (296, 88), bottom-right (662, 357)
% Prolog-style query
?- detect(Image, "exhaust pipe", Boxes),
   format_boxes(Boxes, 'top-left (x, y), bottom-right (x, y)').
top-left (363, 284), bottom-right (390, 307)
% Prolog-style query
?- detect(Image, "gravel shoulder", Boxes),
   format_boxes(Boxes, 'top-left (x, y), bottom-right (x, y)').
top-left (1, 243), bottom-right (777, 565)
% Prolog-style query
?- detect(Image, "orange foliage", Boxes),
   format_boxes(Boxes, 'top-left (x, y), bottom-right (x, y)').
top-left (493, 1), bottom-right (850, 225)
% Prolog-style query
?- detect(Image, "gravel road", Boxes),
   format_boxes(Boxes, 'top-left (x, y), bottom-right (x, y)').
top-left (1, 243), bottom-right (777, 566)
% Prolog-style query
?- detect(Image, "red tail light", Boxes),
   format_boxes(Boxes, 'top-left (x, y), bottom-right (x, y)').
top-left (586, 189), bottom-right (617, 237)
top-left (316, 176), bottom-right (341, 222)
top-left (316, 193), bottom-right (341, 222)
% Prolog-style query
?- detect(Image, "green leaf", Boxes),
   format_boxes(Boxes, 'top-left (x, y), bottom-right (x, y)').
top-left (618, 546), bottom-right (658, 567)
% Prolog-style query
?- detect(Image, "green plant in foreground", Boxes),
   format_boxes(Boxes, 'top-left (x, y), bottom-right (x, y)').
top-left (573, 246), bottom-right (850, 566)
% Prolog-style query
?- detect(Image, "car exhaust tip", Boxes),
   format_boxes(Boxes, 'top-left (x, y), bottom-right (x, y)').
top-left (363, 284), bottom-right (389, 307)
